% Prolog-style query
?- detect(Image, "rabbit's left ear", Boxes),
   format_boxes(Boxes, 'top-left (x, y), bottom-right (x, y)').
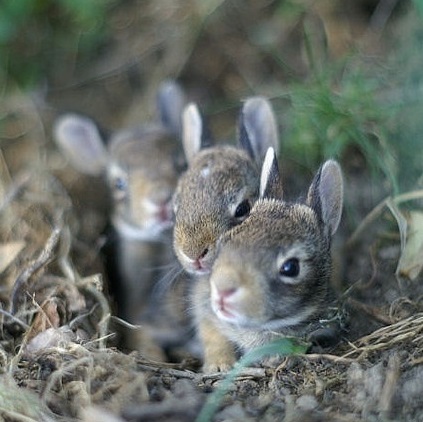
top-left (307, 160), bottom-right (343, 236)
top-left (238, 97), bottom-right (280, 165)
top-left (259, 147), bottom-right (283, 199)
top-left (156, 80), bottom-right (186, 137)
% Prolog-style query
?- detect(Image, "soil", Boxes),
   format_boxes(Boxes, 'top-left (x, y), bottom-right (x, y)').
top-left (1, 1), bottom-right (422, 421)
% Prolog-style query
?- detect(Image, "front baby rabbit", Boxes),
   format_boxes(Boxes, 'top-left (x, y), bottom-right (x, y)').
top-left (194, 148), bottom-right (343, 372)
top-left (53, 81), bottom-right (187, 351)
top-left (173, 97), bottom-right (279, 275)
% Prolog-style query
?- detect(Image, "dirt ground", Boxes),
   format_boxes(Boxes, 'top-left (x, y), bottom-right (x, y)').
top-left (1, 1), bottom-right (423, 421)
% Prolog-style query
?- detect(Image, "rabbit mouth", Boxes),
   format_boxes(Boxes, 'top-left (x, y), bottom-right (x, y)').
top-left (211, 298), bottom-right (247, 325)
top-left (213, 304), bottom-right (238, 323)
top-left (143, 198), bottom-right (174, 225)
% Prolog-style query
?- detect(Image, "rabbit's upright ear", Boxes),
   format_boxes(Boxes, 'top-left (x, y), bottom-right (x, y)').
top-left (259, 147), bottom-right (283, 199)
top-left (307, 160), bottom-right (343, 236)
top-left (156, 80), bottom-right (187, 137)
top-left (53, 114), bottom-right (108, 176)
top-left (238, 97), bottom-right (279, 165)
top-left (182, 103), bottom-right (209, 165)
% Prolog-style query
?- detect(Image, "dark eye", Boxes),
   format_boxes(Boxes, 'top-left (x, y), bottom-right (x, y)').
top-left (280, 258), bottom-right (300, 278)
top-left (234, 199), bottom-right (251, 219)
top-left (114, 177), bottom-right (127, 192)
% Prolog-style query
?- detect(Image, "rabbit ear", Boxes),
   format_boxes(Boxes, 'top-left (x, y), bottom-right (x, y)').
top-left (156, 80), bottom-right (186, 137)
top-left (259, 147), bottom-right (283, 199)
top-left (182, 103), bottom-right (209, 164)
top-left (238, 96), bottom-right (279, 165)
top-left (53, 114), bottom-right (108, 176)
top-left (307, 160), bottom-right (343, 236)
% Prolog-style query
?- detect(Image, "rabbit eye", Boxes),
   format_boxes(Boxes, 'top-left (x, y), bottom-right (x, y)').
top-left (233, 199), bottom-right (251, 220)
top-left (112, 176), bottom-right (128, 202)
top-left (114, 177), bottom-right (127, 192)
top-left (279, 258), bottom-right (300, 278)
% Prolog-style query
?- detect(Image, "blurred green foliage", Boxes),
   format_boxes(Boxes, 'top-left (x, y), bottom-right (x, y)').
top-left (278, 2), bottom-right (423, 194)
top-left (412, 0), bottom-right (423, 15)
top-left (0, 0), bottom-right (114, 88)
top-left (285, 65), bottom-right (398, 191)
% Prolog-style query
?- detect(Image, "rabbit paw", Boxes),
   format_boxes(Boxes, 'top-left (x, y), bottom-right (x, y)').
top-left (202, 353), bottom-right (237, 373)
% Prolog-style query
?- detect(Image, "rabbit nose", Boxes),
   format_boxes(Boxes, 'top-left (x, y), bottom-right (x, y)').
top-left (199, 247), bottom-right (209, 260)
top-left (215, 286), bottom-right (238, 318)
top-left (217, 287), bottom-right (237, 299)
top-left (157, 200), bottom-right (172, 222)
top-left (193, 247), bottom-right (209, 270)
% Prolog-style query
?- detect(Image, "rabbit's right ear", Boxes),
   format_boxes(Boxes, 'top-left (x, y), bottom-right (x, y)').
top-left (53, 114), bottom-right (108, 176)
top-left (182, 103), bottom-right (208, 165)
top-left (156, 80), bottom-right (186, 137)
top-left (259, 147), bottom-right (283, 199)
top-left (307, 160), bottom-right (343, 236)
top-left (238, 97), bottom-right (279, 165)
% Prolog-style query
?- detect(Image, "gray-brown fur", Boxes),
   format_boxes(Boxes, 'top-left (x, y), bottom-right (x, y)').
top-left (193, 148), bottom-right (343, 371)
top-left (173, 145), bottom-right (259, 272)
top-left (173, 97), bottom-right (280, 275)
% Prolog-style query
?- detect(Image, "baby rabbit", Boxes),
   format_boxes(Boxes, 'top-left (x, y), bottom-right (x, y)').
top-left (193, 148), bottom-right (343, 372)
top-left (173, 97), bottom-right (280, 275)
top-left (53, 81), bottom-right (188, 351)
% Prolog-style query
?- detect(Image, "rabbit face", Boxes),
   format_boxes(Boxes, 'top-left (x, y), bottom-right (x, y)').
top-left (173, 145), bottom-right (259, 274)
top-left (209, 201), bottom-right (330, 335)
top-left (53, 80), bottom-right (187, 243)
top-left (108, 128), bottom-right (185, 240)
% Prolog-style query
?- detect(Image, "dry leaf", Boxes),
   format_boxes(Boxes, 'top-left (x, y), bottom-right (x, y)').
top-left (25, 326), bottom-right (76, 354)
top-left (0, 241), bottom-right (25, 273)
top-left (26, 298), bottom-right (62, 344)
top-left (396, 211), bottom-right (423, 281)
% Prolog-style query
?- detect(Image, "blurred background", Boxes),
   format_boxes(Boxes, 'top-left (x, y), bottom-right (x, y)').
top-left (0, 0), bottom-right (422, 230)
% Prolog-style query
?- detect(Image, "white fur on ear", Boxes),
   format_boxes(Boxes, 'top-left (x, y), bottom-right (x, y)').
top-left (53, 114), bottom-right (108, 176)
top-left (239, 97), bottom-right (279, 163)
top-left (259, 147), bottom-right (283, 199)
top-left (182, 103), bottom-right (203, 165)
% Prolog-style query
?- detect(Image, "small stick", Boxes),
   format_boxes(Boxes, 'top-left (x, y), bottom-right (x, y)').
top-left (378, 353), bottom-right (400, 417)
top-left (10, 218), bottom-right (63, 315)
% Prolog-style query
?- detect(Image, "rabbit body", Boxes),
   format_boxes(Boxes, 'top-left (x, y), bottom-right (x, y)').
top-left (53, 81), bottom-right (190, 355)
top-left (192, 149), bottom-right (343, 372)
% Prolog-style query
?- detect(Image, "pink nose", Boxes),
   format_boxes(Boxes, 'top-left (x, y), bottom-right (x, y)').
top-left (216, 287), bottom-right (237, 311)
top-left (217, 287), bottom-right (237, 299)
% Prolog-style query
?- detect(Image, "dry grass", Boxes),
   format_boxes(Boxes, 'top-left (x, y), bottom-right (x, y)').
top-left (0, 1), bottom-right (423, 421)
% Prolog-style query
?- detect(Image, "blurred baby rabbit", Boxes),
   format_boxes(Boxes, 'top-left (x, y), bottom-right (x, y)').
top-left (173, 97), bottom-right (280, 275)
top-left (53, 81), bottom-right (188, 351)
top-left (193, 148), bottom-right (343, 372)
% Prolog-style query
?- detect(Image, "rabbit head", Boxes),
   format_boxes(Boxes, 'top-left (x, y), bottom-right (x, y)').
top-left (208, 148), bottom-right (343, 349)
top-left (173, 97), bottom-right (279, 275)
top-left (53, 80), bottom-right (186, 240)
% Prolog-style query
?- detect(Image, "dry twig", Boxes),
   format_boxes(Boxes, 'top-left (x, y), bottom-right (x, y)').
top-left (10, 219), bottom-right (63, 315)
